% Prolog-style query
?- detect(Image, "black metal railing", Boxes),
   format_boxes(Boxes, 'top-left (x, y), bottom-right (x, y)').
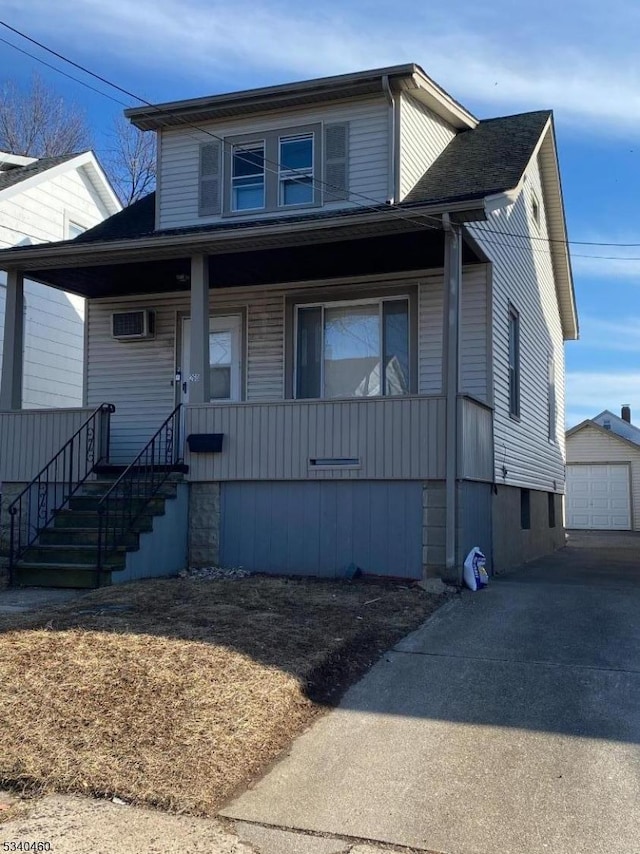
top-left (96, 405), bottom-right (182, 575)
top-left (8, 403), bottom-right (115, 583)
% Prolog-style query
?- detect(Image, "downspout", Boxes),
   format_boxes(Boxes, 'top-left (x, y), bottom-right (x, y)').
top-left (382, 75), bottom-right (397, 204)
top-left (443, 214), bottom-right (462, 584)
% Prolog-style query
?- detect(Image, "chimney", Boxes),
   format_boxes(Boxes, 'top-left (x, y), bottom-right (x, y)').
top-left (622, 404), bottom-right (631, 423)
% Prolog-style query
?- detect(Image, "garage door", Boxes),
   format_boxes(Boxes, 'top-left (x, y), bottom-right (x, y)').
top-left (566, 464), bottom-right (631, 530)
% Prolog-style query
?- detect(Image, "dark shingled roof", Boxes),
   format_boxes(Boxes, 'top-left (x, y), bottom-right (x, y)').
top-left (0, 153), bottom-right (82, 192)
top-left (405, 110), bottom-right (552, 205)
top-left (67, 110), bottom-right (552, 245)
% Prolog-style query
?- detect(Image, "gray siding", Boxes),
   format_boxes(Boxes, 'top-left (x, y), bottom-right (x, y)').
top-left (419, 265), bottom-right (489, 399)
top-left (399, 93), bottom-right (456, 199)
top-left (0, 407), bottom-right (98, 481)
top-left (186, 396), bottom-right (446, 481)
top-left (458, 480), bottom-right (493, 570)
top-left (220, 480), bottom-right (423, 579)
top-left (459, 396), bottom-right (493, 481)
top-left (158, 98), bottom-right (390, 230)
top-left (468, 144), bottom-right (566, 492)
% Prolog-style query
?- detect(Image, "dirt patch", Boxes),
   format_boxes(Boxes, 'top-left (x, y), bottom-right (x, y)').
top-left (0, 576), bottom-right (445, 815)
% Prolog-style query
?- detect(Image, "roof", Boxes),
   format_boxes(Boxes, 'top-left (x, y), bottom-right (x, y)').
top-left (405, 111), bottom-right (552, 205)
top-left (592, 410), bottom-right (640, 445)
top-left (0, 153), bottom-right (80, 193)
top-left (125, 63), bottom-right (477, 132)
top-left (566, 417), bottom-right (640, 455)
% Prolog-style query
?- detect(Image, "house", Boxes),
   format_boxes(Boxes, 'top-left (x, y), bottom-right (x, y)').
top-left (566, 406), bottom-right (640, 531)
top-left (0, 150), bottom-right (121, 407)
top-left (0, 64), bottom-right (578, 588)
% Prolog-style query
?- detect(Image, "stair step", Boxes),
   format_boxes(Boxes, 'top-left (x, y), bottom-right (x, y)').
top-left (69, 495), bottom-right (167, 513)
top-left (53, 510), bottom-right (158, 531)
top-left (94, 464), bottom-right (187, 477)
top-left (39, 528), bottom-right (139, 548)
top-left (81, 481), bottom-right (178, 498)
top-left (14, 564), bottom-right (112, 589)
top-left (23, 545), bottom-right (126, 567)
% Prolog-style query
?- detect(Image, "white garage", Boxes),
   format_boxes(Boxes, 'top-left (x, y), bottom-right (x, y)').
top-left (566, 464), bottom-right (631, 530)
top-left (566, 411), bottom-right (640, 531)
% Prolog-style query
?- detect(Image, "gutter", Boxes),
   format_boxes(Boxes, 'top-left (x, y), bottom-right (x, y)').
top-left (381, 75), bottom-right (397, 204)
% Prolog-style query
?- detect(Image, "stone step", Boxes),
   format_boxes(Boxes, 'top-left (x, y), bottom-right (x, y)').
top-left (22, 545), bottom-right (127, 568)
top-left (68, 494), bottom-right (167, 514)
top-left (52, 510), bottom-right (157, 531)
top-left (38, 527), bottom-right (140, 548)
top-left (13, 563), bottom-right (114, 589)
top-left (81, 480), bottom-right (178, 499)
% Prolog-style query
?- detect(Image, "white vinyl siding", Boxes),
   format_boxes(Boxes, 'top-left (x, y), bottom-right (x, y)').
top-left (0, 166), bottom-right (109, 409)
top-left (468, 143), bottom-right (566, 492)
top-left (418, 265), bottom-right (489, 399)
top-left (567, 425), bottom-right (640, 530)
top-left (157, 98), bottom-right (389, 229)
top-left (398, 93), bottom-right (456, 200)
top-left (87, 267), bottom-right (489, 462)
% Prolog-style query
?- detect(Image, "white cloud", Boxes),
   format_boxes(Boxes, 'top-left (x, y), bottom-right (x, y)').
top-left (578, 317), bottom-right (640, 351)
top-left (566, 371), bottom-right (640, 427)
top-left (2, 0), bottom-right (640, 133)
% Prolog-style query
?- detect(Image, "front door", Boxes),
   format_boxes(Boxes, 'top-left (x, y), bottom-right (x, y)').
top-left (180, 315), bottom-right (243, 405)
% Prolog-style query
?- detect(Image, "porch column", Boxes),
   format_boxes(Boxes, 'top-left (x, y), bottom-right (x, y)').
top-left (0, 269), bottom-right (24, 411)
top-left (189, 254), bottom-right (210, 404)
top-left (443, 216), bottom-right (462, 582)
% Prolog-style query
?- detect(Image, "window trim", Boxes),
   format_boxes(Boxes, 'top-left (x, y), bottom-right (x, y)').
top-left (508, 305), bottom-right (521, 420)
top-left (223, 122), bottom-right (322, 217)
top-left (292, 293), bottom-right (414, 401)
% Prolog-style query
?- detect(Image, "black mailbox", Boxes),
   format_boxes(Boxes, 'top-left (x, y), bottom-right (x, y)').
top-left (186, 433), bottom-right (224, 453)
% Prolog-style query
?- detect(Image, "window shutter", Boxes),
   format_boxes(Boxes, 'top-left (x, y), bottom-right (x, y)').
top-left (199, 141), bottom-right (222, 216)
top-left (324, 123), bottom-right (349, 201)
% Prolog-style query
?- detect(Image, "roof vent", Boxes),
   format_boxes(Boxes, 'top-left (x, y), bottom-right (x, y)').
top-left (603, 419), bottom-right (611, 430)
top-left (622, 404), bottom-right (631, 423)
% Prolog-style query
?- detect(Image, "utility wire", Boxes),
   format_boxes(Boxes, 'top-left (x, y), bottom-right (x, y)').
top-left (0, 21), bottom-right (442, 235)
top-left (1, 20), bottom-right (639, 255)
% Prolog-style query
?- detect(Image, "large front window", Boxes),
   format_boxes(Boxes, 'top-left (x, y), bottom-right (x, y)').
top-left (296, 299), bottom-right (410, 399)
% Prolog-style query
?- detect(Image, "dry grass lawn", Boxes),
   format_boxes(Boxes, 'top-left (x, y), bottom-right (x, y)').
top-left (0, 576), bottom-right (445, 815)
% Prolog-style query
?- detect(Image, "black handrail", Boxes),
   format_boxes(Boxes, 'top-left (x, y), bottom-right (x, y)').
top-left (8, 403), bottom-right (115, 584)
top-left (96, 404), bottom-right (182, 576)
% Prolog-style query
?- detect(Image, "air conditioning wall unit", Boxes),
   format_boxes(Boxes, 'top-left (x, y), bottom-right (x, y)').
top-left (111, 310), bottom-right (156, 340)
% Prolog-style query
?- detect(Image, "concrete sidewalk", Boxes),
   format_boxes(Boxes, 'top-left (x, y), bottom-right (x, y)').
top-left (222, 544), bottom-right (640, 854)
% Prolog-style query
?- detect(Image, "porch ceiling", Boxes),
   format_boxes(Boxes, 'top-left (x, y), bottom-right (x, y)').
top-left (25, 229), bottom-right (481, 299)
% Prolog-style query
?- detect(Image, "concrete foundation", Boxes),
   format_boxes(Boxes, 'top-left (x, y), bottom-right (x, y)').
top-left (188, 482), bottom-right (220, 567)
top-left (492, 485), bottom-right (564, 573)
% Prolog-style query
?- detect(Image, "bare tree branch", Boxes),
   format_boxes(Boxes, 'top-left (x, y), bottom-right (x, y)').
top-left (0, 74), bottom-right (92, 157)
top-left (104, 116), bottom-right (156, 206)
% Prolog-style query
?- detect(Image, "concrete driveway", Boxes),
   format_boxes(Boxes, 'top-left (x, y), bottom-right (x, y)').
top-left (222, 534), bottom-right (640, 854)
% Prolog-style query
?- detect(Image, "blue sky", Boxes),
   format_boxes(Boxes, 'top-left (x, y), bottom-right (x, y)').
top-left (0, 0), bottom-right (638, 426)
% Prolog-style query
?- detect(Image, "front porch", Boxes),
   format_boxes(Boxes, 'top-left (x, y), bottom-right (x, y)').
top-left (0, 213), bottom-right (494, 585)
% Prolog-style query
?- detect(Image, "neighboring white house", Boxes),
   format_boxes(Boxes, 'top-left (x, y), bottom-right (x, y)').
top-left (0, 64), bottom-right (578, 588)
top-left (0, 151), bottom-right (120, 407)
top-left (566, 407), bottom-right (640, 531)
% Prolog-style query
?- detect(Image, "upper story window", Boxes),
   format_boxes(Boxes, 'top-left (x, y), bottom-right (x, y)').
top-left (531, 193), bottom-right (540, 229)
top-left (199, 122), bottom-right (349, 219)
top-left (231, 143), bottom-right (265, 211)
top-left (295, 296), bottom-right (410, 400)
top-left (67, 220), bottom-right (86, 239)
top-left (279, 133), bottom-right (314, 206)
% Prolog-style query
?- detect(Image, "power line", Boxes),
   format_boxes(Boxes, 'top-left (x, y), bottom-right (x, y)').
top-left (0, 20), bottom-right (442, 236)
top-left (1, 20), bottom-right (639, 257)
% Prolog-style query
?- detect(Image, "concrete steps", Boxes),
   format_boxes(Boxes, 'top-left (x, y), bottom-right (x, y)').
top-left (13, 473), bottom-right (181, 588)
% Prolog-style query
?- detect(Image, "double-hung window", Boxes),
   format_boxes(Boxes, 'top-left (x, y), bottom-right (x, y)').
top-left (295, 298), bottom-right (410, 400)
top-left (279, 134), bottom-right (314, 206)
top-left (231, 143), bottom-right (265, 212)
